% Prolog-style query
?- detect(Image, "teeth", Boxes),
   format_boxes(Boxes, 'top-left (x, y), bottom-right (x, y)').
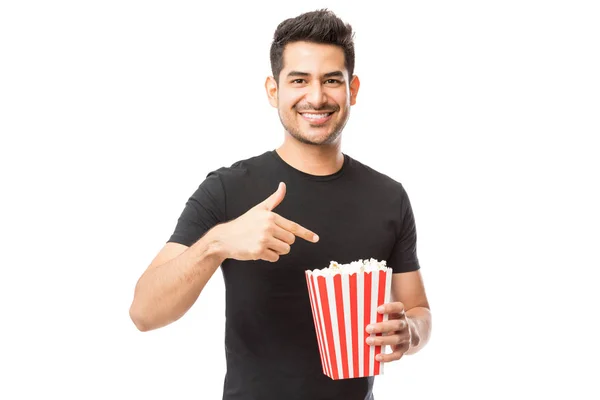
top-left (302, 113), bottom-right (331, 119)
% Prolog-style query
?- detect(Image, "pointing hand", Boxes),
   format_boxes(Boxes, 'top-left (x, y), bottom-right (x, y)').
top-left (217, 182), bottom-right (319, 262)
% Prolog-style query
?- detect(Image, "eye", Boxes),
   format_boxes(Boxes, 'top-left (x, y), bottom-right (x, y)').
top-left (325, 79), bottom-right (342, 85)
top-left (291, 79), bottom-right (306, 84)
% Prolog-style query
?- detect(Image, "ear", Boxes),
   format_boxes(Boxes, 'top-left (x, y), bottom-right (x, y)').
top-left (265, 76), bottom-right (278, 108)
top-left (349, 75), bottom-right (360, 106)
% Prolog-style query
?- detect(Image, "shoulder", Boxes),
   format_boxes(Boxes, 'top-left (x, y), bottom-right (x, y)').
top-left (346, 154), bottom-right (410, 200)
top-left (186, 151), bottom-right (275, 214)
top-left (206, 151), bottom-right (275, 183)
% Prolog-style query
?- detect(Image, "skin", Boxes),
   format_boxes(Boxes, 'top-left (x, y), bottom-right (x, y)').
top-left (265, 41), bottom-right (360, 176)
top-left (366, 274), bottom-right (432, 361)
top-left (130, 40), bottom-right (431, 362)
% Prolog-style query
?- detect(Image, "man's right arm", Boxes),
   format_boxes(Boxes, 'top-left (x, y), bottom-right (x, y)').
top-left (129, 182), bottom-right (319, 332)
top-left (129, 226), bottom-right (227, 332)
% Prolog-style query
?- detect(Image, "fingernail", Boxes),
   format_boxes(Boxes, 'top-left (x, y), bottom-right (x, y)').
top-left (313, 234), bottom-right (319, 242)
top-left (366, 325), bottom-right (373, 333)
top-left (376, 355), bottom-right (382, 361)
top-left (366, 338), bottom-right (374, 345)
top-left (377, 306), bottom-right (385, 313)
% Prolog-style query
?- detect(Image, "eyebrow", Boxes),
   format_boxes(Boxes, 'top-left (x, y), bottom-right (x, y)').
top-left (286, 70), bottom-right (345, 79)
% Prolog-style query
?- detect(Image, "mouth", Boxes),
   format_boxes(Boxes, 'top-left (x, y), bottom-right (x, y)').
top-left (298, 111), bottom-right (334, 125)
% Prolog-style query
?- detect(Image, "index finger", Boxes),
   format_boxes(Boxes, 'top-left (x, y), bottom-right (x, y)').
top-left (273, 213), bottom-right (319, 243)
top-left (377, 302), bottom-right (405, 315)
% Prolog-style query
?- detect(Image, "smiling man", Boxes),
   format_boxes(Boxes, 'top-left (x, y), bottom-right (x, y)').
top-left (130, 9), bottom-right (431, 400)
top-left (268, 41), bottom-right (354, 146)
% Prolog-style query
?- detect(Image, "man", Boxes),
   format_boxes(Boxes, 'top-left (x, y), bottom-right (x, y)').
top-left (129, 9), bottom-right (431, 400)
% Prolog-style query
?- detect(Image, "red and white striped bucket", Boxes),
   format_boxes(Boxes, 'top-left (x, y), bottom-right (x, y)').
top-left (305, 267), bottom-right (393, 380)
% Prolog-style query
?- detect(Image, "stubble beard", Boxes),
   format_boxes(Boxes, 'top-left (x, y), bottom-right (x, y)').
top-left (279, 108), bottom-right (350, 146)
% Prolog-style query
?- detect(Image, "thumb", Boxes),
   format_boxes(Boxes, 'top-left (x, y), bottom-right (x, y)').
top-left (261, 182), bottom-right (286, 211)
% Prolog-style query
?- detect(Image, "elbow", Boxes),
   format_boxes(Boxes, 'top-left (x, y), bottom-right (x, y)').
top-left (129, 301), bottom-right (152, 332)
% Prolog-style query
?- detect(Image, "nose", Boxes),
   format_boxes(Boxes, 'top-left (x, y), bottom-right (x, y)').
top-left (306, 82), bottom-right (327, 109)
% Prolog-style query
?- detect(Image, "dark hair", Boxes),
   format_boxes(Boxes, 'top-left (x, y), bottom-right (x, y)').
top-left (270, 9), bottom-right (355, 83)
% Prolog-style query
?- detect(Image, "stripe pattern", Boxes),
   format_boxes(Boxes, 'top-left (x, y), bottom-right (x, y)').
top-left (305, 268), bottom-right (393, 380)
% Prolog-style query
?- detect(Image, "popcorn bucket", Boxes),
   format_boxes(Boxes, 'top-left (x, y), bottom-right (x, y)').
top-left (305, 260), bottom-right (393, 380)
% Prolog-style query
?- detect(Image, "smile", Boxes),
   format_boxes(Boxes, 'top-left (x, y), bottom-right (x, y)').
top-left (298, 112), bottom-right (334, 125)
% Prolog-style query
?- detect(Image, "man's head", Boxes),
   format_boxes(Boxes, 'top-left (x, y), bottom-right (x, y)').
top-left (265, 9), bottom-right (360, 146)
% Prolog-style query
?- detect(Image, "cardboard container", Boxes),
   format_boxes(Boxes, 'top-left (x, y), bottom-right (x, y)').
top-left (305, 263), bottom-right (393, 380)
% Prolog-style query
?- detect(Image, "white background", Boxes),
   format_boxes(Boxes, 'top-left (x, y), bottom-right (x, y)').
top-left (1, 1), bottom-right (599, 399)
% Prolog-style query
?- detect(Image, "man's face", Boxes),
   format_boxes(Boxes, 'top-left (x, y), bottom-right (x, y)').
top-left (266, 41), bottom-right (360, 146)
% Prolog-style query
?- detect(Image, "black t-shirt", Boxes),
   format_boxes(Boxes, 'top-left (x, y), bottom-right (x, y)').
top-left (168, 150), bottom-right (420, 400)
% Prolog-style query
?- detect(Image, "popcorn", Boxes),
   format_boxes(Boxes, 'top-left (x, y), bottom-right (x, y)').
top-left (309, 259), bottom-right (388, 276)
top-left (305, 259), bottom-right (393, 380)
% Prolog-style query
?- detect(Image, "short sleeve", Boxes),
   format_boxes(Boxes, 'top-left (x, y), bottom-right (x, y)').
top-left (167, 171), bottom-right (227, 247)
top-left (388, 186), bottom-right (420, 273)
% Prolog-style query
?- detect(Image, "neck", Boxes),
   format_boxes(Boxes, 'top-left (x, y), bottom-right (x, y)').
top-left (276, 133), bottom-right (344, 176)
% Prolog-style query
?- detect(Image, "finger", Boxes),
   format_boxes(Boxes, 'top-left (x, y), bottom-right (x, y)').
top-left (366, 319), bottom-right (408, 335)
top-left (273, 225), bottom-right (296, 245)
top-left (260, 182), bottom-right (286, 211)
top-left (261, 249), bottom-right (280, 263)
top-left (375, 348), bottom-right (407, 363)
top-left (274, 213), bottom-right (319, 243)
top-left (377, 302), bottom-right (405, 315)
top-left (266, 237), bottom-right (291, 255)
top-left (366, 332), bottom-right (410, 347)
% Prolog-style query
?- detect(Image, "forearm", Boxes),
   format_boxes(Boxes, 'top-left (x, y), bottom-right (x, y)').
top-left (405, 306), bottom-right (432, 355)
top-left (130, 228), bottom-right (226, 331)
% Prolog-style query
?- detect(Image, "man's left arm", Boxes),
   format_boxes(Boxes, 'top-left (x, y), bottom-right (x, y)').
top-left (366, 270), bottom-right (432, 361)
top-left (394, 270), bottom-right (431, 355)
